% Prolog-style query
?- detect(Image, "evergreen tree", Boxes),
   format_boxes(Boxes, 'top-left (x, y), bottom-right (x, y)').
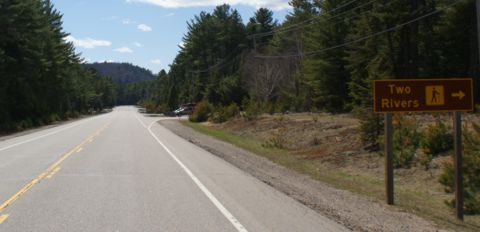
top-left (246, 8), bottom-right (278, 50)
top-left (0, 0), bottom-right (116, 132)
top-left (302, 0), bottom-right (356, 112)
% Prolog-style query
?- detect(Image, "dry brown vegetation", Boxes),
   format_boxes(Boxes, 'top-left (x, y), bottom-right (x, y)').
top-left (199, 112), bottom-right (480, 230)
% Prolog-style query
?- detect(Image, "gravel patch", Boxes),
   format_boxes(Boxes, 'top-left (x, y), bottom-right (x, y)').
top-left (160, 119), bottom-right (447, 232)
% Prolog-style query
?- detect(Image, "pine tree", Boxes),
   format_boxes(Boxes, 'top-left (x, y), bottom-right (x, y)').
top-left (302, 0), bottom-right (356, 113)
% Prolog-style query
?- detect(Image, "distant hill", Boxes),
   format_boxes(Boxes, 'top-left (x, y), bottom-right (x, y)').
top-left (84, 62), bottom-right (154, 84)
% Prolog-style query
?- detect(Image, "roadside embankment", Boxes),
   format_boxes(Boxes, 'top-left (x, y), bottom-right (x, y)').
top-left (159, 117), bottom-right (457, 232)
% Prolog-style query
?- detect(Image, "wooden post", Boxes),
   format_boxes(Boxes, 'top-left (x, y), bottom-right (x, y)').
top-left (454, 112), bottom-right (464, 220)
top-left (385, 113), bottom-right (394, 205)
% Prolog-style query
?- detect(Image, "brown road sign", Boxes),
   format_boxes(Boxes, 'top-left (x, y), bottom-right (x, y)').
top-left (374, 78), bottom-right (473, 112)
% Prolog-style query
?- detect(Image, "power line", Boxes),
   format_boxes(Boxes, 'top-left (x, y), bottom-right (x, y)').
top-left (328, 0), bottom-right (411, 28)
top-left (255, 0), bottom-right (462, 59)
top-left (247, 0), bottom-right (365, 39)
top-left (247, 0), bottom-right (375, 39)
top-left (189, 46), bottom-right (244, 74)
top-left (189, 0), bottom-right (376, 74)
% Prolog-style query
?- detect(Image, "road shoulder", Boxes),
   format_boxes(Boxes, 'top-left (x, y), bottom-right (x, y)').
top-left (0, 112), bottom-right (109, 142)
top-left (159, 119), bottom-right (444, 232)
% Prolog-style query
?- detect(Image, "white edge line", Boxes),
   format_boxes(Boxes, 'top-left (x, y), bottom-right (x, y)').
top-left (134, 114), bottom-right (148, 128)
top-left (0, 115), bottom-right (103, 152)
top-left (146, 120), bottom-right (248, 232)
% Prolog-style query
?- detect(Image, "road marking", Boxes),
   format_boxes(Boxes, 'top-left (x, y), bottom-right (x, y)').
top-left (134, 114), bottom-right (148, 128)
top-left (0, 214), bottom-right (8, 224)
top-left (0, 115), bottom-right (106, 152)
top-left (0, 123), bottom-right (110, 214)
top-left (76, 147), bottom-right (83, 153)
top-left (146, 121), bottom-right (248, 232)
top-left (46, 167), bottom-right (61, 179)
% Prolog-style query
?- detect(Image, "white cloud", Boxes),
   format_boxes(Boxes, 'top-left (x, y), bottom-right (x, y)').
top-left (126, 0), bottom-right (290, 11)
top-left (133, 42), bottom-right (143, 47)
top-left (137, 24), bottom-right (153, 32)
top-left (122, 19), bottom-right (133, 24)
top-left (102, 16), bottom-right (119, 21)
top-left (114, 47), bottom-right (133, 53)
top-left (64, 35), bottom-right (112, 49)
top-left (163, 13), bottom-right (175, 17)
top-left (151, 59), bottom-right (162, 65)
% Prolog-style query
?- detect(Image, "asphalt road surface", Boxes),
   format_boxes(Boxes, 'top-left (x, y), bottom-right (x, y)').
top-left (0, 106), bottom-right (347, 232)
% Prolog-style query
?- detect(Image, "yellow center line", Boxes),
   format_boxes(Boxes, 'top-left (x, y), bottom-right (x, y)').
top-left (46, 167), bottom-right (61, 179)
top-left (0, 214), bottom-right (8, 224)
top-left (76, 147), bottom-right (83, 153)
top-left (0, 122), bottom-right (110, 214)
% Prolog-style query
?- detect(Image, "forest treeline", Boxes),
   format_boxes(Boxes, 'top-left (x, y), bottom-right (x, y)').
top-left (0, 0), bottom-right (116, 132)
top-left (84, 62), bottom-right (155, 105)
top-left (140, 0), bottom-right (477, 117)
top-left (84, 62), bottom-right (154, 84)
top-left (1, 0), bottom-right (477, 134)
top-left (135, 0), bottom-right (478, 152)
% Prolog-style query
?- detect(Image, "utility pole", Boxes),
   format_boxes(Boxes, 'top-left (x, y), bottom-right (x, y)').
top-left (295, 32), bottom-right (303, 98)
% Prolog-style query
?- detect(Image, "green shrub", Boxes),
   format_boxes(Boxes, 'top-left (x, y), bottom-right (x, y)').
top-left (48, 114), bottom-right (60, 123)
top-left (417, 152), bottom-right (433, 170)
top-left (139, 100), bottom-right (165, 114)
top-left (189, 100), bottom-right (213, 122)
top-left (16, 118), bottom-right (33, 130)
top-left (355, 108), bottom-right (383, 151)
top-left (392, 116), bottom-right (422, 168)
top-left (379, 115), bottom-right (421, 168)
top-left (224, 103), bottom-right (240, 119)
top-left (41, 114), bottom-right (60, 124)
top-left (209, 103), bottom-right (240, 123)
top-left (266, 102), bottom-right (276, 115)
top-left (242, 99), bottom-right (262, 121)
top-left (262, 127), bottom-right (288, 149)
top-left (142, 101), bottom-right (168, 114)
top-left (439, 123), bottom-right (480, 214)
top-left (65, 111), bottom-right (80, 119)
top-left (209, 111), bottom-right (225, 123)
top-left (0, 122), bottom-right (15, 132)
top-left (421, 120), bottom-right (453, 156)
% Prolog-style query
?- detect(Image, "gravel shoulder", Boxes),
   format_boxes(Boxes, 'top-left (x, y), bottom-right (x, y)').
top-left (160, 119), bottom-right (446, 232)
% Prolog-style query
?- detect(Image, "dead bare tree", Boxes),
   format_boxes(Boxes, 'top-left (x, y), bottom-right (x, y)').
top-left (242, 51), bottom-right (292, 102)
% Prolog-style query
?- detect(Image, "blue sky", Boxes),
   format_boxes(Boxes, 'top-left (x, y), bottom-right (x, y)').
top-left (52, 0), bottom-right (291, 74)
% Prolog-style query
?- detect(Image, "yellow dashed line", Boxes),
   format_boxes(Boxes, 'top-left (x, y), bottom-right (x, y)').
top-left (46, 167), bottom-right (61, 179)
top-left (0, 214), bottom-right (9, 224)
top-left (0, 122), bottom-right (110, 214)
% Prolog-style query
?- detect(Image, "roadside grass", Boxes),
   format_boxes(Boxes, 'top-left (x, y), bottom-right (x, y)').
top-left (183, 120), bottom-right (480, 232)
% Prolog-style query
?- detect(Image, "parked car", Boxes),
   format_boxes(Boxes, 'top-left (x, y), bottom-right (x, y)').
top-left (174, 103), bottom-right (196, 116)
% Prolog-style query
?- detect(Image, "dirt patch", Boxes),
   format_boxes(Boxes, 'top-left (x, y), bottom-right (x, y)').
top-left (160, 118), bottom-right (446, 232)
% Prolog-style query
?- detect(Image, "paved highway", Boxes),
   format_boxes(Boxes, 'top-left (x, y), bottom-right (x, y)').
top-left (0, 106), bottom-right (346, 231)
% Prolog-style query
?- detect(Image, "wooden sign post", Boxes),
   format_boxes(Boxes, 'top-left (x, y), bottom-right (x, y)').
top-left (373, 78), bottom-right (473, 220)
